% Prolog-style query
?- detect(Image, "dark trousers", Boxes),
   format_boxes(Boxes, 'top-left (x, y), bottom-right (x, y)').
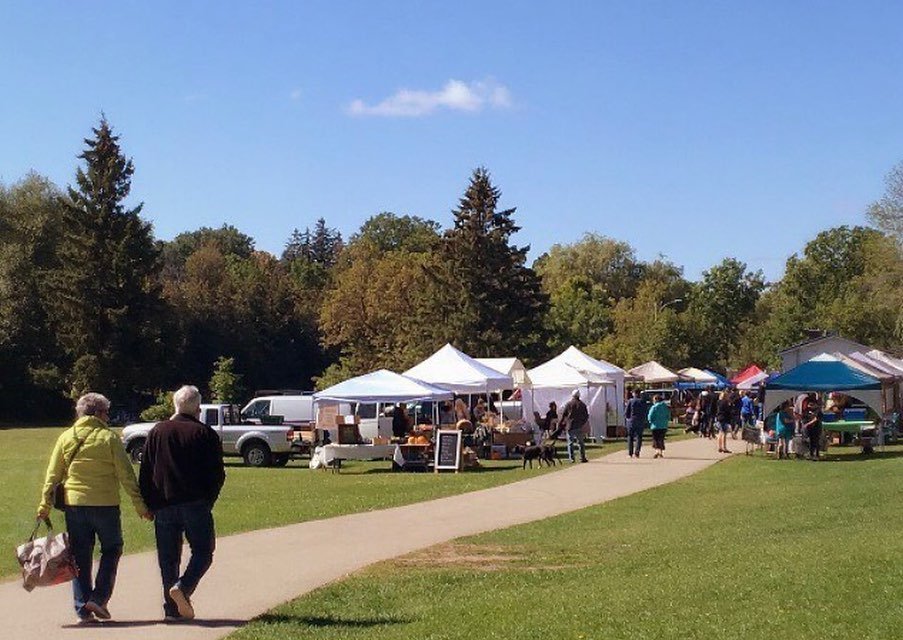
top-left (627, 426), bottom-right (644, 456)
top-left (807, 425), bottom-right (822, 458)
top-left (65, 506), bottom-right (123, 617)
top-left (154, 501), bottom-right (216, 616)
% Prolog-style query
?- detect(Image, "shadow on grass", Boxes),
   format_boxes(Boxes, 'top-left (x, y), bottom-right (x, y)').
top-left (819, 449), bottom-right (903, 463)
top-left (362, 464), bottom-right (524, 474)
top-left (255, 613), bottom-right (410, 628)
top-left (223, 462), bottom-right (310, 470)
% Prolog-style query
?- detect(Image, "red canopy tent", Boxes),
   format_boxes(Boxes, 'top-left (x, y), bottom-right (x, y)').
top-left (731, 364), bottom-right (764, 385)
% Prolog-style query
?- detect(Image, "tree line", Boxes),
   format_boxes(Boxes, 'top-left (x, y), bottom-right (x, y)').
top-left (2, 118), bottom-right (902, 421)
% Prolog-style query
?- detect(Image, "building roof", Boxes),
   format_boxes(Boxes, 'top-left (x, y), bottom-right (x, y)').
top-left (778, 333), bottom-right (869, 356)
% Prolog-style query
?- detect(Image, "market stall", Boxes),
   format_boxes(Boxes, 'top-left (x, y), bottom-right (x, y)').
top-left (627, 361), bottom-right (680, 385)
top-left (763, 354), bottom-right (883, 417)
top-left (523, 349), bottom-right (620, 440)
top-left (313, 369), bottom-right (454, 469)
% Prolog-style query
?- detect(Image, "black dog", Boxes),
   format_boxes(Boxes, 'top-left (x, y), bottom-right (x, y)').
top-left (522, 444), bottom-right (544, 469)
top-left (541, 443), bottom-right (559, 466)
top-left (523, 442), bottom-right (559, 469)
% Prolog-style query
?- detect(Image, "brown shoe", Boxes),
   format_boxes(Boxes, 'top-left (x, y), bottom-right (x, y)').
top-left (168, 586), bottom-right (195, 620)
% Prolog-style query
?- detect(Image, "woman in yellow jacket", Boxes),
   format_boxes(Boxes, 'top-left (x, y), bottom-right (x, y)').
top-left (37, 393), bottom-right (152, 624)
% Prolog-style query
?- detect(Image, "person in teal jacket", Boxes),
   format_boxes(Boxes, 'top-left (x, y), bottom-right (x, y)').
top-left (774, 400), bottom-right (795, 459)
top-left (647, 395), bottom-right (671, 459)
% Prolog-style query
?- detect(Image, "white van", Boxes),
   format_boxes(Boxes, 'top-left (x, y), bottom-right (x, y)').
top-left (241, 395), bottom-right (314, 427)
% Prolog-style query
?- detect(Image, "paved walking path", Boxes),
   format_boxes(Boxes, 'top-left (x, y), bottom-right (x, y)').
top-left (1, 436), bottom-right (733, 639)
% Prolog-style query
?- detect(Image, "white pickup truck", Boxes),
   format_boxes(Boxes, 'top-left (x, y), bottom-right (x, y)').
top-left (121, 404), bottom-right (298, 467)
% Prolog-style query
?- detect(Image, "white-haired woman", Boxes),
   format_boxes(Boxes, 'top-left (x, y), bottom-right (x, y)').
top-left (37, 392), bottom-right (151, 624)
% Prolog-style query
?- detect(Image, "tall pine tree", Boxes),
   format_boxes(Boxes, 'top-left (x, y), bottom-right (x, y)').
top-left (439, 167), bottom-right (547, 358)
top-left (47, 117), bottom-right (163, 400)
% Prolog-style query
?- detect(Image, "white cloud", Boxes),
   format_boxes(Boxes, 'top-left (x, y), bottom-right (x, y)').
top-left (347, 79), bottom-right (513, 117)
top-left (289, 88), bottom-right (302, 101)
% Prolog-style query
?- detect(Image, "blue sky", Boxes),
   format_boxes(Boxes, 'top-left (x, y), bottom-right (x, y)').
top-left (2, 1), bottom-right (901, 280)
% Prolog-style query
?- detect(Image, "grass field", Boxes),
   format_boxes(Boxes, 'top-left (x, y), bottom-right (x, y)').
top-left (229, 444), bottom-right (903, 640)
top-left (0, 425), bottom-right (619, 579)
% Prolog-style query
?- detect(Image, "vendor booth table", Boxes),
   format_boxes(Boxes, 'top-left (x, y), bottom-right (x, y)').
top-left (315, 444), bottom-right (396, 470)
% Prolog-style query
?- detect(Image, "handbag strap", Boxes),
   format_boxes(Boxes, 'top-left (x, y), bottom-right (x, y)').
top-left (29, 516), bottom-right (53, 542)
top-left (61, 425), bottom-right (97, 480)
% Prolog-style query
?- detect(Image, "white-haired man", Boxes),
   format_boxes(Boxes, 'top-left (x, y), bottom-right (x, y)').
top-left (37, 392), bottom-right (151, 623)
top-left (559, 389), bottom-right (589, 463)
top-left (139, 385), bottom-right (225, 621)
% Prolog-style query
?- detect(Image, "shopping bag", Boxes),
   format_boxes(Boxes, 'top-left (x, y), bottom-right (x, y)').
top-left (15, 517), bottom-right (78, 592)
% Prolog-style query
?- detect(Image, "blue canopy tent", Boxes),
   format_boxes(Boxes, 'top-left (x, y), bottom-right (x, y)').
top-left (763, 354), bottom-right (883, 416)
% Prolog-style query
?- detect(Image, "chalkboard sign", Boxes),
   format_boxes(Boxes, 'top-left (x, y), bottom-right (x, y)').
top-left (434, 429), bottom-right (462, 472)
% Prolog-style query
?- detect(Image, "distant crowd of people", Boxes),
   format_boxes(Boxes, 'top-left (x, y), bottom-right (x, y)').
top-left (683, 387), bottom-right (759, 453)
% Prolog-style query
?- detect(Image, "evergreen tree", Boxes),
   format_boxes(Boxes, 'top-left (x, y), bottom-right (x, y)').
top-left (281, 227), bottom-right (311, 262)
top-left (47, 117), bottom-right (163, 400)
top-left (309, 217), bottom-right (343, 266)
top-left (438, 167), bottom-right (547, 358)
top-left (209, 356), bottom-right (244, 404)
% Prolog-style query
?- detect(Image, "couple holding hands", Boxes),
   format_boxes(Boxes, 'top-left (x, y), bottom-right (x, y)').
top-left (36, 385), bottom-right (225, 624)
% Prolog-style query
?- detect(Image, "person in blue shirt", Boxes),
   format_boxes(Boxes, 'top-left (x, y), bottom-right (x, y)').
top-left (740, 391), bottom-right (755, 429)
top-left (624, 390), bottom-right (649, 459)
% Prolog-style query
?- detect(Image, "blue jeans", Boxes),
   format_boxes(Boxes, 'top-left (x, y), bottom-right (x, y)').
top-left (154, 501), bottom-right (216, 617)
top-left (65, 506), bottom-right (123, 617)
top-left (627, 426), bottom-right (644, 456)
top-left (567, 430), bottom-right (587, 462)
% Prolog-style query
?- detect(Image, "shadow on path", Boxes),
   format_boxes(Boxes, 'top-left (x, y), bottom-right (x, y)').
top-left (60, 619), bottom-right (247, 630)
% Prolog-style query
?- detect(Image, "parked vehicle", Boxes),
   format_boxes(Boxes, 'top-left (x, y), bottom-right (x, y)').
top-left (121, 404), bottom-right (297, 467)
top-left (241, 394), bottom-right (314, 427)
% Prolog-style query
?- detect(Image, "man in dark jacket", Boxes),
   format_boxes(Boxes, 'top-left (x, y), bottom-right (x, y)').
top-left (139, 385), bottom-right (225, 622)
top-left (560, 389), bottom-right (589, 463)
top-left (624, 389), bottom-right (649, 458)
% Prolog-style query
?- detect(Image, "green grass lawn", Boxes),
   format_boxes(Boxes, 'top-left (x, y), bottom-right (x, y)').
top-left (1, 426), bottom-right (618, 579)
top-left (230, 444), bottom-right (903, 640)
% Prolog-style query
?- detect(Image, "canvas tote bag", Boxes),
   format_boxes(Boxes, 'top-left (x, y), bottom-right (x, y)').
top-left (15, 517), bottom-right (78, 591)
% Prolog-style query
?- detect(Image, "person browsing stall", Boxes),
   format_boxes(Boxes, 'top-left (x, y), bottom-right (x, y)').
top-left (560, 389), bottom-right (589, 463)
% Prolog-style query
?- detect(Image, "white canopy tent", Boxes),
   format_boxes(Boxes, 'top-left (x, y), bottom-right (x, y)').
top-left (313, 369), bottom-right (454, 435)
top-left (627, 360), bottom-right (680, 385)
top-left (475, 358), bottom-right (532, 387)
top-left (314, 369), bottom-right (454, 404)
top-left (522, 346), bottom-right (626, 438)
top-left (522, 360), bottom-right (613, 439)
top-left (841, 352), bottom-right (900, 412)
top-left (403, 343), bottom-right (514, 393)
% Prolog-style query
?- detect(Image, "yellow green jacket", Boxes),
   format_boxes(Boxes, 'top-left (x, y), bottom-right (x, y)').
top-left (38, 416), bottom-right (148, 515)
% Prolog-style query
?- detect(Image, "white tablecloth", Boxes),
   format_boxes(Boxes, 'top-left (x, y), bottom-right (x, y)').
top-left (313, 444), bottom-right (397, 467)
